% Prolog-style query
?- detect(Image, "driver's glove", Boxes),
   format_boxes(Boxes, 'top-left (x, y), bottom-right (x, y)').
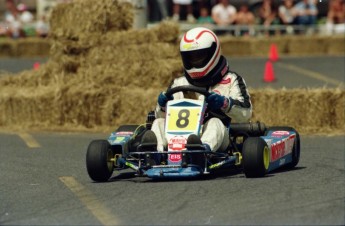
top-left (158, 92), bottom-right (174, 108)
top-left (206, 92), bottom-right (230, 111)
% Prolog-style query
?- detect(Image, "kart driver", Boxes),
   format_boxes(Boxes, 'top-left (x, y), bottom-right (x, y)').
top-left (151, 27), bottom-right (252, 152)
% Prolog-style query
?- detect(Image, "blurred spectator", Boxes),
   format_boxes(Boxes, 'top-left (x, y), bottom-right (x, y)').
top-left (326, 0), bottom-right (345, 34)
top-left (278, 0), bottom-right (297, 25)
top-left (17, 3), bottom-right (34, 24)
top-left (172, 0), bottom-right (196, 23)
top-left (294, 0), bottom-right (318, 26)
top-left (197, 7), bottom-right (214, 25)
top-left (17, 3), bottom-right (35, 37)
top-left (211, 0), bottom-right (237, 26)
top-left (156, 0), bottom-right (169, 20)
top-left (259, 0), bottom-right (278, 27)
top-left (4, 0), bottom-right (24, 38)
top-left (234, 4), bottom-right (255, 36)
top-left (36, 15), bottom-right (49, 38)
top-left (278, 0), bottom-right (297, 34)
top-left (0, 24), bottom-right (7, 36)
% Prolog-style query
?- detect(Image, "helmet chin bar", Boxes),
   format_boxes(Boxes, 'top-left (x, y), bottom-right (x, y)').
top-left (185, 56), bottom-right (228, 87)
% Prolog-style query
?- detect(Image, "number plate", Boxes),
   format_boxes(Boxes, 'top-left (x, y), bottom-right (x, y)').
top-left (165, 99), bottom-right (205, 165)
top-left (165, 99), bottom-right (204, 135)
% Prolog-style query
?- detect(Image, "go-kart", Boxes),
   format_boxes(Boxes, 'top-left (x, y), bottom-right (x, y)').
top-left (86, 86), bottom-right (300, 182)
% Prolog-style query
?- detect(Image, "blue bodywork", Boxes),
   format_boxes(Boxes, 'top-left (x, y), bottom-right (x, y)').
top-left (261, 130), bottom-right (297, 173)
top-left (146, 166), bottom-right (202, 178)
top-left (105, 127), bottom-right (298, 179)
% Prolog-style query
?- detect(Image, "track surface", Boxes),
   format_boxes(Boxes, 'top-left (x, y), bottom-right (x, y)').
top-left (0, 132), bottom-right (344, 225)
top-left (0, 56), bottom-right (344, 225)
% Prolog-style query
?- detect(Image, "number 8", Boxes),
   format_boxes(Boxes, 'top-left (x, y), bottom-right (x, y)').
top-left (176, 109), bottom-right (190, 128)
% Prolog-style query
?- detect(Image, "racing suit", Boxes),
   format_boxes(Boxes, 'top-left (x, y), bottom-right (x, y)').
top-left (152, 60), bottom-right (252, 152)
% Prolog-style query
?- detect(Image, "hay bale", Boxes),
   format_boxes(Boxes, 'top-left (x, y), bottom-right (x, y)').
top-left (15, 38), bottom-right (51, 57)
top-left (0, 0), bottom-right (182, 131)
top-left (49, 0), bottom-right (133, 39)
top-left (287, 36), bottom-right (327, 55)
top-left (0, 0), bottom-right (343, 135)
top-left (326, 36), bottom-right (345, 55)
top-left (250, 37), bottom-right (288, 57)
top-left (251, 88), bottom-right (345, 134)
top-left (219, 37), bottom-right (253, 56)
top-left (0, 39), bottom-right (15, 57)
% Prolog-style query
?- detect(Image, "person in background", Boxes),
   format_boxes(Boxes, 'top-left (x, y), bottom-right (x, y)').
top-left (278, 0), bottom-right (297, 34)
top-left (172, 0), bottom-right (196, 23)
top-left (17, 3), bottom-right (35, 37)
top-left (325, 0), bottom-right (345, 34)
top-left (197, 7), bottom-right (214, 25)
top-left (294, 0), bottom-right (318, 26)
top-left (36, 15), bottom-right (50, 38)
top-left (156, 0), bottom-right (169, 21)
top-left (259, 0), bottom-right (278, 27)
top-left (211, 0), bottom-right (237, 26)
top-left (4, 0), bottom-right (24, 38)
top-left (259, 0), bottom-right (279, 35)
top-left (234, 4), bottom-right (255, 36)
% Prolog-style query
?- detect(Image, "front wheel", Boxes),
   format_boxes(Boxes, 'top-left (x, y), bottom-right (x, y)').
top-left (242, 137), bottom-right (270, 178)
top-left (86, 140), bottom-right (114, 182)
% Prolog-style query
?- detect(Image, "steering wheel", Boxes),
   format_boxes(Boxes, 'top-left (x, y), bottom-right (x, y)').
top-left (165, 85), bottom-right (230, 126)
top-left (165, 85), bottom-right (211, 99)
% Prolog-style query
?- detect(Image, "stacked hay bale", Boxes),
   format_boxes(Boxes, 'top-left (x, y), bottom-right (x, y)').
top-left (250, 88), bottom-right (344, 134)
top-left (0, 0), bottom-right (343, 134)
top-left (0, 0), bottom-right (182, 130)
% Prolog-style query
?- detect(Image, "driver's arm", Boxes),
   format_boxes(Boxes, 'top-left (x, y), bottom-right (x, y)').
top-left (213, 73), bottom-right (252, 123)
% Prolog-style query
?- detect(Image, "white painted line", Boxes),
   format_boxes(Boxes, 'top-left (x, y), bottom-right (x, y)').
top-left (18, 132), bottom-right (41, 148)
top-left (277, 62), bottom-right (344, 87)
top-left (59, 176), bottom-right (120, 226)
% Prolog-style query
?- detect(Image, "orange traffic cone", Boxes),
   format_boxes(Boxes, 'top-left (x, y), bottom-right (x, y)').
top-left (268, 43), bottom-right (279, 62)
top-left (33, 62), bottom-right (40, 70)
top-left (263, 60), bottom-right (275, 82)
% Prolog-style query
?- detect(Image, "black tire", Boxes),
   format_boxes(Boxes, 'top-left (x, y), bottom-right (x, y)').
top-left (86, 140), bottom-right (114, 182)
top-left (265, 126), bottom-right (300, 169)
top-left (242, 137), bottom-right (270, 178)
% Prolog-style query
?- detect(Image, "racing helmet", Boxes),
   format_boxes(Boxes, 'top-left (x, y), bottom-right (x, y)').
top-left (180, 27), bottom-right (221, 82)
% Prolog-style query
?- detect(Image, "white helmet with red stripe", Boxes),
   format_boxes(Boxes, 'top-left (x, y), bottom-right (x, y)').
top-left (180, 27), bottom-right (221, 84)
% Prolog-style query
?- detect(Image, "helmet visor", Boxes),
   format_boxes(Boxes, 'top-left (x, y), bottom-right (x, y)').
top-left (181, 42), bottom-right (217, 70)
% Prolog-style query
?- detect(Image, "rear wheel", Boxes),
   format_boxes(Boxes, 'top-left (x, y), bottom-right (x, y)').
top-left (265, 126), bottom-right (300, 169)
top-left (86, 140), bottom-right (114, 182)
top-left (242, 137), bottom-right (269, 178)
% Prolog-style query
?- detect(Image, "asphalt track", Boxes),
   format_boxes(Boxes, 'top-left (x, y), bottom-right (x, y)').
top-left (0, 56), bottom-right (344, 225)
top-left (0, 132), bottom-right (344, 225)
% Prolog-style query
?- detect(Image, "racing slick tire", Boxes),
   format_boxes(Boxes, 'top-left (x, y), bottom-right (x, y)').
top-left (86, 140), bottom-right (114, 182)
top-left (242, 137), bottom-right (269, 178)
top-left (265, 126), bottom-right (300, 169)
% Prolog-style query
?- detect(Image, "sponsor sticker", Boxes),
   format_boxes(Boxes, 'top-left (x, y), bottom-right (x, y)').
top-left (168, 136), bottom-right (187, 162)
top-left (270, 134), bottom-right (295, 162)
top-left (113, 136), bottom-right (125, 144)
top-left (272, 131), bottom-right (290, 137)
top-left (182, 42), bottom-right (199, 50)
top-left (168, 136), bottom-right (187, 151)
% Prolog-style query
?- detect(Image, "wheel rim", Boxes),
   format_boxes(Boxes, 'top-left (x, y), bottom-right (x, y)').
top-left (263, 146), bottom-right (269, 170)
top-left (106, 148), bottom-right (114, 172)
